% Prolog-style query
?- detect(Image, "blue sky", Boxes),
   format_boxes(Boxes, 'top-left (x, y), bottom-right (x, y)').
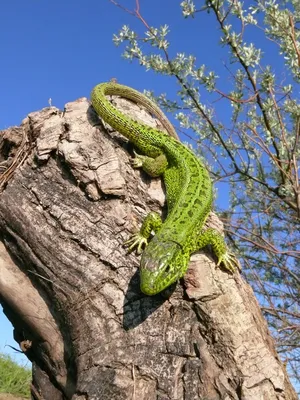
top-left (1, 0), bottom-right (222, 130)
top-left (0, 0), bottom-right (288, 366)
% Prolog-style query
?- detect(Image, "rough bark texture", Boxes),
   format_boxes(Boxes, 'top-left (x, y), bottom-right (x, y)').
top-left (0, 95), bottom-right (297, 400)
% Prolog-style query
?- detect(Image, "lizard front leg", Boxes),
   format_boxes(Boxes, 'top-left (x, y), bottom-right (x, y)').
top-left (124, 211), bottom-right (162, 254)
top-left (124, 150), bottom-right (166, 254)
top-left (192, 228), bottom-right (240, 273)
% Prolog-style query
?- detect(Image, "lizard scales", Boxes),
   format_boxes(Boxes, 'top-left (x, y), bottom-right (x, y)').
top-left (91, 82), bottom-right (237, 295)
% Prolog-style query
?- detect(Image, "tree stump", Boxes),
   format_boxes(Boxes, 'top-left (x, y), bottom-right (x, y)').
top-left (0, 94), bottom-right (297, 400)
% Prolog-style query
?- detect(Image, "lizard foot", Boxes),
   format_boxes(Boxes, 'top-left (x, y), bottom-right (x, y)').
top-left (130, 150), bottom-right (145, 169)
top-left (217, 251), bottom-right (241, 273)
top-left (124, 233), bottom-right (148, 254)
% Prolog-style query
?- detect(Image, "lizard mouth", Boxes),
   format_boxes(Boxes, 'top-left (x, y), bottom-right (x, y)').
top-left (139, 267), bottom-right (180, 296)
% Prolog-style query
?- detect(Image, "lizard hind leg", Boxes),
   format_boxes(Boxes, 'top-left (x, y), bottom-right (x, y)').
top-left (131, 150), bottom-right (168, 177)
top-left (193, 228), bottom-right (240, 273)
top-left (124, 211), bottom-right (162, 254)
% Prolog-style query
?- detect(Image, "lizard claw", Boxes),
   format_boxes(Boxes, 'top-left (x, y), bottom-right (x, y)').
top-left (217, 251), bottom-right (240, 273)
top-left (124, 233), bottom-right (148, 254)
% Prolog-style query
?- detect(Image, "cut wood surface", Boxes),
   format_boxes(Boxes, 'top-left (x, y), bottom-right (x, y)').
top-left (0, 95), bottom-right (297, 399)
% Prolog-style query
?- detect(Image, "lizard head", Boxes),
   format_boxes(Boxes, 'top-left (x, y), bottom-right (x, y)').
top-left (139, 237), bottom-right (189, 295)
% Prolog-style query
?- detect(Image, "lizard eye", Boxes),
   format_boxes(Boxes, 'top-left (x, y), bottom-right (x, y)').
top-left (165, 265), bottom-right (171, 274)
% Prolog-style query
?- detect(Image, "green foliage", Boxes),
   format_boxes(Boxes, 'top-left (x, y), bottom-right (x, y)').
top-left (111, 0), bottom-right (300, 389)
top-left (0, 353), bottom-right (31, 398)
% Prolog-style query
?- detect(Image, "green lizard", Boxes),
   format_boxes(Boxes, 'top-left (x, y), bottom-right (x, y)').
top-left (91, 82), bottom-right (239, 296)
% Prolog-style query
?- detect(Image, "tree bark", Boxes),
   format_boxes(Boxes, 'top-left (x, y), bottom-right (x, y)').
top-left (0, 94), bottom-right (297, 400)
